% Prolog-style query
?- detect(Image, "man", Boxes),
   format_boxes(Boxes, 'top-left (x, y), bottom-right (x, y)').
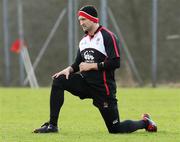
top-left (33, 5), bottom-right (157, 134)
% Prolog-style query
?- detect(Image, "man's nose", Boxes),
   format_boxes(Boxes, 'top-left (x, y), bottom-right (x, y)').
top-left (80, 21), bottom-right (84, 26)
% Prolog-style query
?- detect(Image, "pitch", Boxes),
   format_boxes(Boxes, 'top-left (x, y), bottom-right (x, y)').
top-left (0, 87), bottom-right (179, 142)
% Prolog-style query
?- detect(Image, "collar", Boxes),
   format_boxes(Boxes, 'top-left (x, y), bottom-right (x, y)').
top-left (85, 25), bottom-right (102, 38)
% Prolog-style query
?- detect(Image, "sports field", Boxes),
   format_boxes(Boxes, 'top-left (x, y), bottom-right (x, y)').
top-left (0, 88), bottom-right (179, 142)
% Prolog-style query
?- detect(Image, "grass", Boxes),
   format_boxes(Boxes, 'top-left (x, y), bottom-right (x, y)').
top-left (0, 87), bottom-right (180, 142)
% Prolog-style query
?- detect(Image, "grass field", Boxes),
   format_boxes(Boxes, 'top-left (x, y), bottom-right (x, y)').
top-left (0, 87), bottom-right (180, 142)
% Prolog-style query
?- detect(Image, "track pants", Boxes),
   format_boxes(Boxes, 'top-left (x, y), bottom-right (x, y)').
top-left (49, 73), bottom-right (146, 133)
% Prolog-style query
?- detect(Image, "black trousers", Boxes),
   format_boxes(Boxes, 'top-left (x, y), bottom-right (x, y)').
top-left (50, 73), bottom-right (145, 133)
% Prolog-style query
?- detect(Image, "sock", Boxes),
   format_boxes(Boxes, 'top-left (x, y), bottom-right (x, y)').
top-left (49, 85), bottom-right (64, 126)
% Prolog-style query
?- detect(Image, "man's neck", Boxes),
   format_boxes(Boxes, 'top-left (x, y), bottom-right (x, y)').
top-left (88, 23), bottom-right (100, 36)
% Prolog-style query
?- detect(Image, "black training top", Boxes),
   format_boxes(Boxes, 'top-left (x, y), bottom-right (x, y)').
top-left (71, 26), bottom-right (121, 96)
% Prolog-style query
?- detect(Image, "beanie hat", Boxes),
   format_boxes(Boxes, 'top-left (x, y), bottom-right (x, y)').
top-left (78, 5), bottom-right (99, 23)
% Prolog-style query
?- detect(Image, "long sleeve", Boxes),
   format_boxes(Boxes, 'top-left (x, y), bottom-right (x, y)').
top-left (98, 57), bottom-right (120, 71)
top-left (71, 49), bottom-right (82, 73)
top-left (98, 27), bottom-right (121, 71)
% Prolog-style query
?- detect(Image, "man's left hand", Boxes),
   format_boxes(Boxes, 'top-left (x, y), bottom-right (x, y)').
top-left (79, 62), bottom-right (98, 72)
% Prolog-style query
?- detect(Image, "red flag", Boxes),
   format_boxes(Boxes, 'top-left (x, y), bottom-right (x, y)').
top-left (10, 39), bottom-right (22, 53)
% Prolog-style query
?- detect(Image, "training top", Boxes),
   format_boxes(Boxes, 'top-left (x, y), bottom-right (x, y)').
top-left (71, 26), bottom-right (121, 96)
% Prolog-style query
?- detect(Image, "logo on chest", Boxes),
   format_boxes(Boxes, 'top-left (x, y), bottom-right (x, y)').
top-left (83, 50), bottom-right (95, 63)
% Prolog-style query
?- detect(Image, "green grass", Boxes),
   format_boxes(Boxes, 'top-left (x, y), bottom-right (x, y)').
top-left (0, 87), bottom-right (180, 142)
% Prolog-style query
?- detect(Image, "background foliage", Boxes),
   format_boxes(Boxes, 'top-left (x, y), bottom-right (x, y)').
top-left (0, 0), bottom-right (180, 86)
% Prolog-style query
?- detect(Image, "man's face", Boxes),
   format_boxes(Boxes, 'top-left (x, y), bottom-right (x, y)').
top-left (78, 16), bottom-right (94, 32)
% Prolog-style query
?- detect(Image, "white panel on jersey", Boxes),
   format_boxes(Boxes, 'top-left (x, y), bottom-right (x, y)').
top-left (79, 31), bottom-right (107, 56)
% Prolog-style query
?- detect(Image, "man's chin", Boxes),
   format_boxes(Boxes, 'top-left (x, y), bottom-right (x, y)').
top-left (82, 28), bottom-right (88, 34)
top-left (82, 28), bottom-right (87, 31)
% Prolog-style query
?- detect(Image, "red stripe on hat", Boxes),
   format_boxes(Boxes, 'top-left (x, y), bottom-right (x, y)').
top-left (78, 11), bottom-right (99, 23)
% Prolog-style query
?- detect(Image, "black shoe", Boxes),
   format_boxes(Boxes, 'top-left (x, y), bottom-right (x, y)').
top-left (142, 114), bottom-right (157, 132)
top-left (33, 122), bottom-right (58, 133)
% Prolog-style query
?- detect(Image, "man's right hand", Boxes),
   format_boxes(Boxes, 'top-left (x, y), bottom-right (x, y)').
top-left (52, 66), bottom-right (74, 80)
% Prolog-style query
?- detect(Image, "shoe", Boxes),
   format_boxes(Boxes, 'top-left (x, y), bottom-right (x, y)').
top-left (33, 122), bottom-right (58, 133)
top-left (142, 114), bottom-right (157, 132)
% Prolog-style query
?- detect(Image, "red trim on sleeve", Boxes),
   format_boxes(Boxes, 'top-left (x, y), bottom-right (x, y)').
top-left (102, 27), bottom-right (120, 57)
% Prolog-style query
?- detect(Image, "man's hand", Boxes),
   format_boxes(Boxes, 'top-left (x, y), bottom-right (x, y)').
top-left (52, 66), bottom-right (73, 79)
top-left (79, 62), bottom-right (98, 72)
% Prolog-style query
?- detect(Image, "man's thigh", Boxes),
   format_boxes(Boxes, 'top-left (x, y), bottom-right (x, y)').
top-left (54, 73), bottom-right (92, 99)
